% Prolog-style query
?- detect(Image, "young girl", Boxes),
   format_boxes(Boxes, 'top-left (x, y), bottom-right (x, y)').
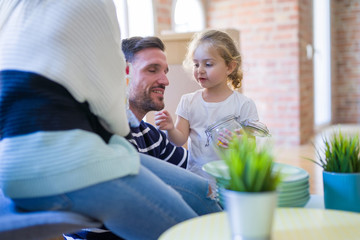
top-left (155, 29), bottom-right (259, 191)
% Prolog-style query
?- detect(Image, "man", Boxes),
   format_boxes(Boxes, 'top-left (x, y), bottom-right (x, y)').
top-left (64, 36), bottom-right (190, 240)
top-left (124, 36), bottom-right (188, 168)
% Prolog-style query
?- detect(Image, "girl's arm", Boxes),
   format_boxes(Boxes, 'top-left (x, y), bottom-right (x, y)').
top-left (155, 110), bottom-right (189, 147)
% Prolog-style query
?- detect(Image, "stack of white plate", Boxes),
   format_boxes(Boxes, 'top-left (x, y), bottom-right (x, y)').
top-left (202, 161), bottom-right (310, 208)
top-left (273, 163), bottom-right (310, 207)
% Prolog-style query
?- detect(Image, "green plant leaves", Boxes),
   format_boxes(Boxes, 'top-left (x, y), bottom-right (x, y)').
top-left (309, 131), bottom-right (360, 173)
top-left (217, 134), bottom-right (281, 192)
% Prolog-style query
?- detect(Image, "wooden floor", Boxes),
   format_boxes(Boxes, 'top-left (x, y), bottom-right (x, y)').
top-left (273, 124), bottom-right (360, 195)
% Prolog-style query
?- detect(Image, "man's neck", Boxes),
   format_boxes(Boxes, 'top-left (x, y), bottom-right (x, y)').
top-left (129, 106), bottom-right (146, 122)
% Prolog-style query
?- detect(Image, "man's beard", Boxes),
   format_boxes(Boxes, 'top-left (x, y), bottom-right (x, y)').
top-left (130, 93), bottom-right (164, 113)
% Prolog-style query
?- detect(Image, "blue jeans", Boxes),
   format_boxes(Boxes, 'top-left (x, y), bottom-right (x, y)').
top-left (12, 153), bottom-right (222, 240)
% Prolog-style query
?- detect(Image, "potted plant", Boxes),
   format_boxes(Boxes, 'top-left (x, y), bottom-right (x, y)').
top-left (217, 134), bottom-right (282, 240)
top-left (307, 131), bottom-right (360, 212)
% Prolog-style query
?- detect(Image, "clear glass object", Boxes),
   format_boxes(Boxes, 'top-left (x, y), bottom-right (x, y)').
top-left (205, 115), bottom-right (270, 147)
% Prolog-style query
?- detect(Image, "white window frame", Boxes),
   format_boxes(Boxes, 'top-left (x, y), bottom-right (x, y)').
top-left (172, 0), bottom-right (205, 33)
top-left (114, 0), bottom-right (155, 39)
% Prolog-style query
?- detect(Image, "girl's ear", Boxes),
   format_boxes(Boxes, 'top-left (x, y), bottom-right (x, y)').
top-left (226, 61), bottom-right (237, 76)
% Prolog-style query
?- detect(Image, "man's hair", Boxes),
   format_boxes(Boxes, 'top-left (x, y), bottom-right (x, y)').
top-left (121, 36), bottom-right (165, 63)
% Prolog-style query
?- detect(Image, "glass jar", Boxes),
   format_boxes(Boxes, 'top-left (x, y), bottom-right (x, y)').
top-left (205, 115), bottom-right (242, 147)
top-left (205, 114), bottom-right (270, 147)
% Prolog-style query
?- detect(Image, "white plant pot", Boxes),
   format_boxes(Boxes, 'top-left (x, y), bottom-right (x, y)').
top-left (221, 189), bottom-right (277, 240)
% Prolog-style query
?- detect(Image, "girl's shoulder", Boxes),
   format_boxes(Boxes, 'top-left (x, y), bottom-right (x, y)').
top-left (180, 89), bottom-right (203, 102)
top-left (231, 91), bottom-right (255, 103)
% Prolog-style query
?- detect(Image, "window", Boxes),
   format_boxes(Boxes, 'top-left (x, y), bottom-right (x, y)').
top-left (313, 0), bottom-right (331, 127)
top-left (173, 0), bottom-right (205, 33)
top-left (114, 0), bottom-right (154, 39)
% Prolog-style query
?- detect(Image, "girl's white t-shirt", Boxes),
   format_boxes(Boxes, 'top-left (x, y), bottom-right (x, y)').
top-left (176, 89), bottom-right (259, 184)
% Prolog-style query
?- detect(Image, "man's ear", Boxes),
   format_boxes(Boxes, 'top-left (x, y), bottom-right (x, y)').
top-left (227, 61), bottom-right (237, 76)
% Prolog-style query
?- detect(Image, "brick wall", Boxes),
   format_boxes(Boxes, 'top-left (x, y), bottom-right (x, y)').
top-left (153, 0), bottom-right (172, 35)
top-left (299, 0), bottom-right (314, 144)
top-left (331, 1), bottom-right (339, 127)
top-left (332, 0), bottom-right (360, 123)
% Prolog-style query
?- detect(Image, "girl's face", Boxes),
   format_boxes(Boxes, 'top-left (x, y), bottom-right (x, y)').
top-left (192, 43), bottom-right (232, 89)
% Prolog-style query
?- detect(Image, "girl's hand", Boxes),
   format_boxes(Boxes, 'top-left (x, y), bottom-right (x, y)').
top-left (154, 110), bottom-right (174, 131)
top-left (217, 128), bottom-right (245, 148)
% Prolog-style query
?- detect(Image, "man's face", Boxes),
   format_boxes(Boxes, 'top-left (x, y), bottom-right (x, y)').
top-left (129, 48), bottom-right (169, 114)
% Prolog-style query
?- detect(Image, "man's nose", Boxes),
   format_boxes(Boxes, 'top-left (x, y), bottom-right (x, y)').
top-left (159, 74), bottom-right (169, 86)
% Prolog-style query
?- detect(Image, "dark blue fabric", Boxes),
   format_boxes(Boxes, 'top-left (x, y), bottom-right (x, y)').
top-left (0, 70), bottom-right (112, 142)
top-left (65, 228), bottom-right (125, 240)
top-left (130, 121), bottom-right (188, 168)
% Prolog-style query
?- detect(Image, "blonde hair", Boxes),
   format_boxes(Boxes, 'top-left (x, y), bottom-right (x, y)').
top-left (183, 29), bottom-right (243, 90)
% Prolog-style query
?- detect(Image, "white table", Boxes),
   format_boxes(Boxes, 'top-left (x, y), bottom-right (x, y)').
top-left (159, 206), bottom-right (360, 240)
top-left (159, 195), bottom-right (351, 240)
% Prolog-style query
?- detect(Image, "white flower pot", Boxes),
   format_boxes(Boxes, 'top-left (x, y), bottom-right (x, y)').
top-left (221, 189), bottom-right (277, 240)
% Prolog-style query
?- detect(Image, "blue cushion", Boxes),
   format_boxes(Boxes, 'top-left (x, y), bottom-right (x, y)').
top-left (0, 190), bottom-right (102, 240)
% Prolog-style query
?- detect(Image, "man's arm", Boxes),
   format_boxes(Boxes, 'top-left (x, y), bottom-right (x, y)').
top-left (129, 121), bottom-right (188, 168)
top-left (156, 127), bottom-right (188, 168)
